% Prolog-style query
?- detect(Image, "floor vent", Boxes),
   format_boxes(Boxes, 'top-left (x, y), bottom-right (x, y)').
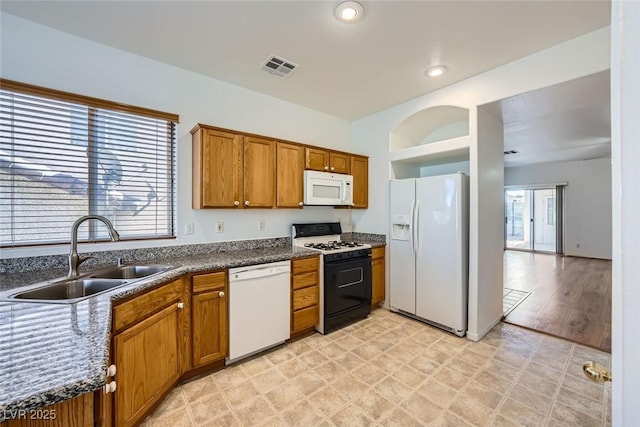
top-left (260, 55), bottom-right (298, 78)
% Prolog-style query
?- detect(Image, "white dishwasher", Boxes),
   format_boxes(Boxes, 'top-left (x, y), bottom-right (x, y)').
top-left (227, 260), bottom-right (291, 364)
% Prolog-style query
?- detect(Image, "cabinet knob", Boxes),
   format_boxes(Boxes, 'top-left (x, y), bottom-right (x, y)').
top-left (107, 364), bottom-right (117, 377)
top-left (234, 201), bottom-right (240, 206)
top-left (177, 302), bottom-right (184, 309)
top-left (298, 202), bottom-right (303, 207)
top-left (331, 166), bottom-right (335, 171)
top-left (244, 201), bottom-right (250, 206)
top-left (103, 381), bottom-right (117, 394)
top-left (324, 166), bottom-right (329, 171)
top-left (219, 291), bottom-right (225, 298)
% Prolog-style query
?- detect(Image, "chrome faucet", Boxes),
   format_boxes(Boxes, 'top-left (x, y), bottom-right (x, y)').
top-left (68, 215), bottom-right (120, 278)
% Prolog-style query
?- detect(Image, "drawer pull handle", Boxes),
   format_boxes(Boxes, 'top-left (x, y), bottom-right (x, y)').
top-left (107, 364), bottom-right (117, 377)
top-left (234, 201), bottom-right (240, 206)
top-left (219, 291), bottom-right (225, 298)
top-left (104, 381), bottom-right (117, 394)
top-left (177, 302), bottom-right (184, 309)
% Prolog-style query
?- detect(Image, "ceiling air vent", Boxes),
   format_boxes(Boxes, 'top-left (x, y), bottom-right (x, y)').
top-left (260, 55), bottom-right (299, 78)
top-left (504, 150), bottom-right (520, 155)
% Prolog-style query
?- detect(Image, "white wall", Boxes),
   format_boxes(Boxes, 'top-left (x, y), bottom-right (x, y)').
top-left (611, 1), bottom-right (640, 424)
top-left (352, 27), bottom-right (610, 340)
top-left (468, 106), bottom-right (504, 340)
top-left (0, 13), bottom-right (353, 258)
top-left (505, 158), bottom-right (612, 259)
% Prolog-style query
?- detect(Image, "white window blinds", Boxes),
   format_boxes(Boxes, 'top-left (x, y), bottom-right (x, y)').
top-left (0, 80), bottom-right (177, 247)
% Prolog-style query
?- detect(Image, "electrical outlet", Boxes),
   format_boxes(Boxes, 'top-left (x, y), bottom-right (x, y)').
top-left (184, 222), bottom-right (194, 235)
top-left (258, 220), bottom-right (265, 231)
top-left (216, 222), bottom-right (224, 233)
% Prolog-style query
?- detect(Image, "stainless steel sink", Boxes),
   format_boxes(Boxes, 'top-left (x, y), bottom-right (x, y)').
top-left (4, 264), bottom-right (175, 303)
top-left (11, 278), bottom-right (129, 301)
top-left (90, 265), bottom-right (173, 280)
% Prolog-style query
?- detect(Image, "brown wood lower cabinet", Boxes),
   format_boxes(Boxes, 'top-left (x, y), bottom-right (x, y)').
top-left (371, 246), bottom-right (386, 307)
top-left (191, 270), bottom-right (228, 367)
top-left (1, 393), bottom-right (93, 427)
top-left (113, 288), bottom-right (184, 427)
top-left (290, 256), bottom-right (320, 336)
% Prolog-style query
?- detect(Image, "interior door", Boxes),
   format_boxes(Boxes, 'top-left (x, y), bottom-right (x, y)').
top-left (389, 179), bottom-right (416, 314)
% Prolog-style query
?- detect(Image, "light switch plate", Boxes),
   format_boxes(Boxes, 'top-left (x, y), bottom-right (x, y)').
top-left (185, 222), bottom-right (194, 235)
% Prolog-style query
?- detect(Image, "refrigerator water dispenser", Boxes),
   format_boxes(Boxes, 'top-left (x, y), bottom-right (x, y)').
top-left (391, 215), bottom-right (411, 240)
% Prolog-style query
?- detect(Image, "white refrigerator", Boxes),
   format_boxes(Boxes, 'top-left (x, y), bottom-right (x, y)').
top-left (389, 173), bottom-right (469, 336)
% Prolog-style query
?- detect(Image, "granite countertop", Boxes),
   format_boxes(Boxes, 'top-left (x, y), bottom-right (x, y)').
top-left (0, 245), bottom-right (317, 421)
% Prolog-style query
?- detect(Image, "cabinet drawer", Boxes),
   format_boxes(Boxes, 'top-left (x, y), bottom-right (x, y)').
top-left (292, 256), bottom-right (319, 274)
top-left (113, 279), bottom-right (183, 333)
top-left (372, 246), bottom-right (385, 260)
top-left (192, 270), bottom-right (226, 293)
top-left (293, 285), bottom-right (318, 310)
top-left (292, 305), bottom-right (319, 332)
top-left (292, 271), bottom-right (318, 290)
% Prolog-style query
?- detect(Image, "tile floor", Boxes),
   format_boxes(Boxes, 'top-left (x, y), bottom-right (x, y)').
top-left (142, 309), bottom-right (611, 427)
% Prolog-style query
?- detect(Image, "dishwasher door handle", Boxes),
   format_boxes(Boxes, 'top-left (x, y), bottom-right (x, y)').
top-left (230, 267), bottom-right (290, 282)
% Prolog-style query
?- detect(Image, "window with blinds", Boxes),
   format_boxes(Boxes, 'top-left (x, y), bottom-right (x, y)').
top-left (0, 80), bottom-right (177, 247)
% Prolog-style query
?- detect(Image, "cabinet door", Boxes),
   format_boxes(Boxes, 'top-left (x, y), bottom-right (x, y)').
top-left (276, 142), bottom-right (304, 208)
top-left (329, 152), bottom-right (350, 174)
top-left (372, 256), bottom-right (385, 306)
top-left (244, 136), bottom-right (275, 207)
top-left (305, 147), bottom-right (330, 171)
top-left (192, 288), bottom-right (228, 367)
top-left (350, 155), bottom-right (369, 208)
top-left (196, 129), bottom-right (243, 208)
top-left (114, 303), bottom-right (183, 427)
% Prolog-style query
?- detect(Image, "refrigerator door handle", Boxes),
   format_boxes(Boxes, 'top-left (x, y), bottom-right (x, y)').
top-left (414, 200), bottom-right (420, 256)
top-left (409, 199), bottom-right (416, 258)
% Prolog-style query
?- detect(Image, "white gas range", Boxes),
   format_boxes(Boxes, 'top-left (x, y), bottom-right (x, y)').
top-left (292, 222), bottom-right (372, 334)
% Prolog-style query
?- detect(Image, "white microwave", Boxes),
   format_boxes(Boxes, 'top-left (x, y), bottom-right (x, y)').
top-left (303, 170), bottom-right (353, 206)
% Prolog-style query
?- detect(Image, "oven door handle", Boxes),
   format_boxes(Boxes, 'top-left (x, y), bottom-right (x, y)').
top-left (338, 281), bottom-right (363, 289)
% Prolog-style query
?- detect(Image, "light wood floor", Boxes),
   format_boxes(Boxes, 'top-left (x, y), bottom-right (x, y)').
top-left (502, 250), bottom-right (612, 352)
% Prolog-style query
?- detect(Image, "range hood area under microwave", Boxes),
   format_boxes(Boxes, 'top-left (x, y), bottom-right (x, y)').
top-left (303, 170), bottom-right (353, 206)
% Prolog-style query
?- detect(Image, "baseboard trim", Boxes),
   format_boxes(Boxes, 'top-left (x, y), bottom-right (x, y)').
top-left (467, 315), bottom-right (502, 341)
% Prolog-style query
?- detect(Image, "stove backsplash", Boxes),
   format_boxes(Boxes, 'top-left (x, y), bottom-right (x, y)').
top-left (341, 232), bottom-right (387, 244)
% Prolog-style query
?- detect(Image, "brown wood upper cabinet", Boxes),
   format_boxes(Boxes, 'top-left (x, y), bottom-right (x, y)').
top-left (243, 136), bottom-right (275, 207)
top-left (350, 155), bottom-right (369, 209)
top-left (329, 152), bottom-right (350, 174)
top-left (192, 127), bottom-right (243, 209)
top-left (276, 142), bottom-right (304, 208)
top-left (304, 147), bottom-right (350, 174)
top-left (192, 125), bottom-right (275, 209)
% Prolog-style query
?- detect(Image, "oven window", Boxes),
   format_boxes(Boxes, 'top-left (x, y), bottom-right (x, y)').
top-left (313, 184), bottom-right (340, 199)
top-left (337, 267), bottom-right (363, 288)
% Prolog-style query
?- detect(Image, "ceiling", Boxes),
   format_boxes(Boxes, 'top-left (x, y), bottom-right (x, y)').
top-left (484, 70), bottom-right (611, 167)
top-left (0, 1), bottom-right (611, 121)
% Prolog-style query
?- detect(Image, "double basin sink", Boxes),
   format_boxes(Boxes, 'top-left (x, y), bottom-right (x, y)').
top-left (4, 265), bottom-right (174, 303)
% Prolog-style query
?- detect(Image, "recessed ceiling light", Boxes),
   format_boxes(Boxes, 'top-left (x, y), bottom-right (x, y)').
top-left (425, 65), bottom-right (448, 77)
top-left (335, 1), bottom-right (364, 23)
